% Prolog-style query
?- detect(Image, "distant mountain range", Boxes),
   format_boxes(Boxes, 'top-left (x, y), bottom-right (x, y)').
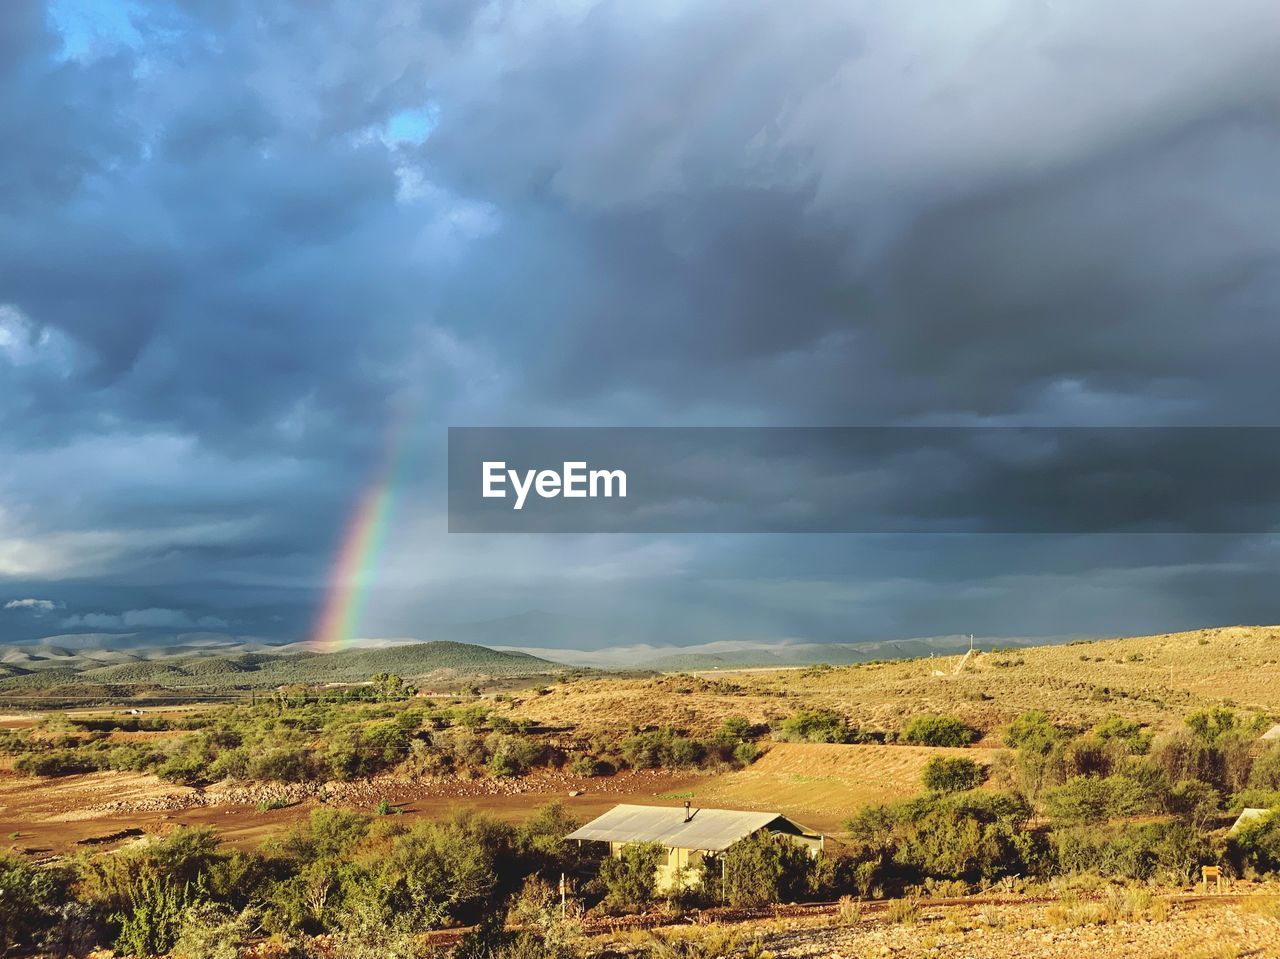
top-left (493, 627), bottom-right (1092, 670)
top-left (0, 610), bottom-right (1097, 687)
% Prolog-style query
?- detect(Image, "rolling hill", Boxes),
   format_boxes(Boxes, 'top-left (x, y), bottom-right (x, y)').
top-left (0, 641), bottom-right (565, 694)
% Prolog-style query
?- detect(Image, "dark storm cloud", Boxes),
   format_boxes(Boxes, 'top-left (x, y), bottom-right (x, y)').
top-left (2, 0), bottom-right (1280, 646)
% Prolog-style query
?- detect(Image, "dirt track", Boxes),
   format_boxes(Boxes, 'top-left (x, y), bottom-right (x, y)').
top-left (0, 767), bottom-right (705, 857)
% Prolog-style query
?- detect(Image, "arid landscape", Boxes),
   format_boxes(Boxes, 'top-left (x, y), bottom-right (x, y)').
top-left (2, 626), bottom-right (1280, 956)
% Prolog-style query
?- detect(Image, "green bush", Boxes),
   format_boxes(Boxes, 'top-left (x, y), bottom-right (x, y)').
top-left (1052, 821), bottom-right (1211, 883)
top-left (776, 709), bottom-right (857, 744)
top-left (846, 792), bottom-right (1037, 885)
top-left (922, 756), bottom-right (985, 794)
top-left (171, 902), bottom-right (257, 959)
top-left (598, 843), bottom-right (662, 912)
top-left (1090, 717), bottom-right (1151, 754)
top-left (901, 715), bottom-right (975, 747)
top-left (114, 875), bottom-right (196, 958)
top-left (1042, 775), bottom-right (1151, 824)
top-left (0, 853), bottom-right (65, 952)
top-left (1231, 789), bottom-right (1280, 812)
top-left (274, 808), bottom-right (371, 863)
top-left (620, 730), bottom-right (707, 770)
top-left (515, 803), bottom-right (583, 876)
top-left (1003, 711), bottom-right (1066, 751)
top-left (569, 754), bottom-right (605, 777)
top-left (157, 753), bottom-right (208, 785)
top-left (14, 750), bottom-right (100, 776)
top-left (1248, 745), bottom-right (1280, 791)
top-left (250, 748), bottom-right (323, 782)
top-left (340, 812), bottom-right (514, 933)
top-left (721, 831), bottom-right (811, 907)
top-left (1229, 810), bottom-right (1280, 875)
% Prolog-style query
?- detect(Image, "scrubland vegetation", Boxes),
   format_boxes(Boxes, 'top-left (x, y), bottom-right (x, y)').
top-left (3, 698), bottom-right (1280, 956)
top-left (6, 627), bottom-right (1280, 956)
top-left (0, 681), bottom-right (761, 786)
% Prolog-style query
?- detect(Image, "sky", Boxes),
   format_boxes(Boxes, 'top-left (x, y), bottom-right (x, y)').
top-left (2, 0), bottom-right (1280, 650)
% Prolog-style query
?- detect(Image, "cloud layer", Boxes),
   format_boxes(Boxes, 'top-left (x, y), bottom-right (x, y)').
top-left (2, 0), bottom-right (1279, 646)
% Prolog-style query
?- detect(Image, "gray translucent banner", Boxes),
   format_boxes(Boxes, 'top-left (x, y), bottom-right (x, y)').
top-left (447, 427), bottom-right (1280, 533)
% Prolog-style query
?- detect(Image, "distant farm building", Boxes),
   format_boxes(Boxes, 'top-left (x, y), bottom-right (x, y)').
top-left (566, 803), bottom-right (823, 891)
top-left (1260, 723), bottom-right (1280, 743)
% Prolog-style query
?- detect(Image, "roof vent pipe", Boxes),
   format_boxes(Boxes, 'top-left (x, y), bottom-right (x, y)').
top-left (684, 800), bottom-right (692, 822)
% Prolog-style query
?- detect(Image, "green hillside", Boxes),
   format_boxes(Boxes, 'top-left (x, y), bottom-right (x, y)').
top-left (0, 641), bottom-right (562, 694)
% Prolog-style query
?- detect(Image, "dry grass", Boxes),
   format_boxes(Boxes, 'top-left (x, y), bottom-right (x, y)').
top-left (885, 897), bottom-right (921, 925)
top-left (1240, 894), bottom-right (1280, 918)
top-left (669, 742), bottom-right (991, 832)
top-left (518, 625), bottom-right (1280, 739)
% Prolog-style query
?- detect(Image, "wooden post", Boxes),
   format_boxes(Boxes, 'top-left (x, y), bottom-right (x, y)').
top-left (1201, 865), bottom-right (1221, 893)
top-left (559, 872), bottom-right (566, 918)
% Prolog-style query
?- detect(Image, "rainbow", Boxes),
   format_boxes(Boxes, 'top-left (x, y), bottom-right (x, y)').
top-left (309, 423), bottom-right (408, 653)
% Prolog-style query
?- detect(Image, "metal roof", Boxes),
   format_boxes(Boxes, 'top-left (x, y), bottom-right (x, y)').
top-left (565, 804), bottom-right (804, 852)
top-left (1229, 807), bottom-right (1272, 835)
top-left (1260, 724), bottom-right (1280, 741)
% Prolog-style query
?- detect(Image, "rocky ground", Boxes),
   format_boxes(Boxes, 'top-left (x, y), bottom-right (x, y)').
top-left (89, 766), bottom-right (686, 814)
top-left (0, 766), bottom-right (703, 855)
top-left (748, 899), bottom-right (1280, 959)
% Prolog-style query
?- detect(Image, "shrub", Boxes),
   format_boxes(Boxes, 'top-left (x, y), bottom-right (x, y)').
top-left (1090, 717), bottom-right (1151, 754)
top-left (1004, 711), bottom-right (1066, 752)
top-left (922, 757), bottom-right (985, 794)
top-left (515, 803), bottom-right (582, 876)
top-left (275, 808), bottom-right (370, 863)
top-left (846, 792), bottom-right (1037, 885)
top-left (171, 903), bottom-right (257, 959)
top-left (14, 750), bottom-right (100, 776)
top-left (570, 754), bottom-right (605, 777)
top-left (620, 730), bottom-right (706, 770)
top-left (1231, 789), bottom-right (1280, 812)
top-left (250, 748), bottom-right (322, 783)
top-left (776, 709), bottom-right (857, 744)
top-left (721, 831), bottom-right (811, 907)
top-left (885, 896), bottom-right (919, 925)
top-left (341, 812), bottom-right (514, 933)
top-left (598, 843), bottom-right (662, 912)
top-left (1248, 745), bottom-right (1280, 791)
top-left (114, 875), bottom-right (196, 958)
top-left (0, 853), bottom-right (65, 952)
top-left (902, 715), bottom-right (976, 747)
top-left (1230, 810), bottom-right (1280, 875)
top-left (1185, 706), bottom-right (1239, 745)
top-left (1167, 779), bottom-right (1220, 830)
top-left (1043, 775), bottom-right (1150, 824)
top-left (157, 753), bottom-right (208, 786)
top-left (1052, 821), bottom-right (1210, 883)
top-left (641, 928), bottom-right (744, 959)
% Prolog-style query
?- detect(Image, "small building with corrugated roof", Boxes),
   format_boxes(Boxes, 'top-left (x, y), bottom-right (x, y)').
top-left (566, 802), bottom-right (823, 891)
top-left (1229, 807), bottom-right (1272, 835)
